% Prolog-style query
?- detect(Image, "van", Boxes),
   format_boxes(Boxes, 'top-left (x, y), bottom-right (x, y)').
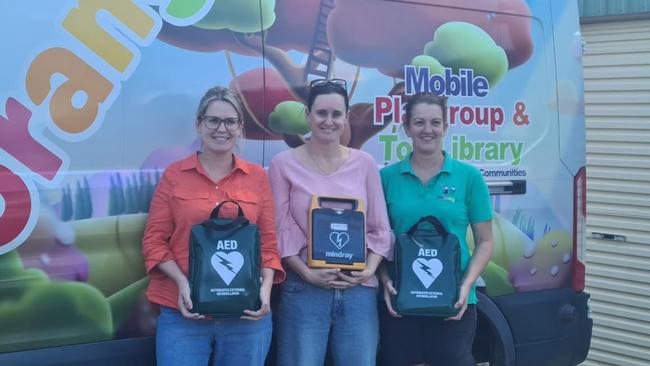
top-left (0, 1), bottom-right (591, 365)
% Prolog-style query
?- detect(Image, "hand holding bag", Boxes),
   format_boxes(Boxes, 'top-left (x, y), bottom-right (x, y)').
top-left (189, 201), bottom-right (261, 316)
top-left (392, 215), bottom-right (461, 317)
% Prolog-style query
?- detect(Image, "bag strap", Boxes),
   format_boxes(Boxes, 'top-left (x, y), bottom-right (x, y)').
top-left (406, 215), bottom-right (449, 236)
top-left (210, 200), bottom-right (244, 219)
top-left (204, 200), bottom-right (249, 231)
top-left (202, 216), bottom-right (249, 231)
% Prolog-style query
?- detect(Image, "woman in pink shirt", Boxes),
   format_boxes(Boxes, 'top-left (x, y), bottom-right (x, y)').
top-left (269, 79), bottom-right (393, 366)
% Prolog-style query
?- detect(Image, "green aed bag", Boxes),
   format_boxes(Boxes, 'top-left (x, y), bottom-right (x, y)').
top-left (189, 201), bottom-right (261, 316)
top-left (392, 216), bottom-right (461, 317)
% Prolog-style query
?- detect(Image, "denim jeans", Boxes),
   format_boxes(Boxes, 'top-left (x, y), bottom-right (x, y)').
top-left (156, 306), bottom-right (272, 366)
top-left (276, 272), bottom-right (379, 366)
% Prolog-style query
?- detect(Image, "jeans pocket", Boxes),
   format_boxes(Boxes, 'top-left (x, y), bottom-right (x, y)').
top-left (280, 278), bottom-right (307, 293)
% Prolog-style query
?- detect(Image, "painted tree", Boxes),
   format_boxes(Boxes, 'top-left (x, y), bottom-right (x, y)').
top-left (61, 184), bottom-right (74, 221)
top-left (328, 0), bottom-right (533, 78)
top-left (74, 181), bottom-right (85, 220)
top-left (156, 0), bottom-right (533, 148)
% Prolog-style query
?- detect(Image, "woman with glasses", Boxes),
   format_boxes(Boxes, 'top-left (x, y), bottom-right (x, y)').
top-left (142, 86), bottom-right (285, 366)
top-left (377, 93), bottom-right (494, 366)
top-left (268, 79), bottom-right (393, 366)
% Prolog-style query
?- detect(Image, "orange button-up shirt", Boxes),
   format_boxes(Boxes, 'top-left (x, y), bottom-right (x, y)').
top-left (142, 153), bottom-right (285, 310)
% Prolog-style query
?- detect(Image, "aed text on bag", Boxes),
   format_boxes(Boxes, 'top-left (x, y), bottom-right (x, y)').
top-left (419, 248), bottom-right (438, 257)
top-left (216, 240), bottom-right (238, 250)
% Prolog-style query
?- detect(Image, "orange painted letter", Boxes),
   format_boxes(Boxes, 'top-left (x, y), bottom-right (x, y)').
top-left (26, 47), bottom-right (112, 134)
top-left (63, 0), bottom-right (156, 72)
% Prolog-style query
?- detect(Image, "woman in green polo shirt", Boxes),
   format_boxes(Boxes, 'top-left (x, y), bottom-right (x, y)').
top-left (377, 92), bottom-right (494, 366)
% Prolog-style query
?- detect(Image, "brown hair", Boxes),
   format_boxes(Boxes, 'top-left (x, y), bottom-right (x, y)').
top-left (307, 82), bottom-right (350, 111)
top-left (403, 93), bottom-right (448, 126)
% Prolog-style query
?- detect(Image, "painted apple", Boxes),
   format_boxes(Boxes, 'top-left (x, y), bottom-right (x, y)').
top-left (268, 101), bottom-right (310, 135)
top-left (229, 68), bottom-right (298, 140)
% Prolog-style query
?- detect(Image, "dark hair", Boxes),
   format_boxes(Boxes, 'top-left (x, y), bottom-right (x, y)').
top-left (306, 82), bottom-right (350, 111)
top-left (403, 93), bottom-right (448, 126)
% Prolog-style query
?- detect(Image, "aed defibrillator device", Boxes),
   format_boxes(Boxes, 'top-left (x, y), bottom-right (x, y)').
top-left (307, 196), bottom-right (366, 270)
top-left (189, 201), bottom-right (260, 316)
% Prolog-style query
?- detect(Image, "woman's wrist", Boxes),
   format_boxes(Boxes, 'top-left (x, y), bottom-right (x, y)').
top-left (460, 280), bottom-right (473, 291)
top-left (378, 272), bottom-right (391, 285)
top-left (297, 266), bottom-right (314, 282)
top-left (174, 275), bottom-right (189, 288)
top-left (157, 260), bottom-right (189, 288)
top-left (376, 261), bottom-right (390, 283)
top-left (283, 256), bottom-right (312, 282)
top-left (364, 263), bottom-right (379, 275)
top-left (260, 268), bottom-right (274, 288)
top-left (364, 252), bottom-right (383, 274)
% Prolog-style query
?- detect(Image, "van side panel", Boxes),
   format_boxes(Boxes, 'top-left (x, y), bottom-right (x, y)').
top-left (0, 1), bottom-right (590, 365)
top-left (493, 289), bottom-right (592, 366)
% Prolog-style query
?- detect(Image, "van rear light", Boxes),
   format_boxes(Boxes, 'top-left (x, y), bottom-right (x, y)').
top-left (572, 167), bottom-right (586, 291)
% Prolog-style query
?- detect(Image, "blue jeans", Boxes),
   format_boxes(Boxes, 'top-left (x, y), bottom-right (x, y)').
top-left (276, 272), bottom-right (379, 366)
top-left (156, 306), bottom-right (272, 366)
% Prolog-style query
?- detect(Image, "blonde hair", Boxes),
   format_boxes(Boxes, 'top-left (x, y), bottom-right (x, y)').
top-left (196, 86), bottom-right (245, 122)
top-left (196, 86), bottom-right (247, 141)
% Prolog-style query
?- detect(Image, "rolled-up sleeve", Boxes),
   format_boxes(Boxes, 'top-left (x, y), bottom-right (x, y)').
top-left (142, 170), bottom-right (175, 273)
top-left (257, 169), bottom-right (287, 283)
top-left (364, 157), bottom-right (394, 260)
top-left (268, 157), bottom-right (307, 258)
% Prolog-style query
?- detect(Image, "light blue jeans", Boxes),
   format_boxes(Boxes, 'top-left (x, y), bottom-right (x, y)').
top-left (156, 306), bottom-right (272, 366)
top-left (276, 272), bottom-right (379, 366)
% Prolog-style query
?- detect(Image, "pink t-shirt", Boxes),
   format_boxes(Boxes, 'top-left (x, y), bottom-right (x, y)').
top-left (268, 148), bottom-right (393, 287)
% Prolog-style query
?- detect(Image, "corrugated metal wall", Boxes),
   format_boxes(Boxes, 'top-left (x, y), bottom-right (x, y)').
top-left (581, 18), bottom-right (650, 366)
top-left (579, 0), bottom-right (650, 18)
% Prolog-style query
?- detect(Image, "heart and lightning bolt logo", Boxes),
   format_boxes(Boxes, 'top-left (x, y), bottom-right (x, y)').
top-left (329, 231), bottom-right (350, 250)
top-left (412, 258), bottom-right (443, 289)
top-left (210, 252), bottom-right (244, 285)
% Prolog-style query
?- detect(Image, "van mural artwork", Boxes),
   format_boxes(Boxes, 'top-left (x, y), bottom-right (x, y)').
top-left (1, 1), bottom-right (589, 364)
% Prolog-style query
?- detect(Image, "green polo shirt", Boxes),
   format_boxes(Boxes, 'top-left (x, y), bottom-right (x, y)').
top-left (380, 152), bottom-right (492, 304)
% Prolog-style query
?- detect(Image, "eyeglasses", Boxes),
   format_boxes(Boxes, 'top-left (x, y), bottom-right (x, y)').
top-left (201, 116), bottom-right (241, 131)
top-left (310, 78), bottom-right (347, 90)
